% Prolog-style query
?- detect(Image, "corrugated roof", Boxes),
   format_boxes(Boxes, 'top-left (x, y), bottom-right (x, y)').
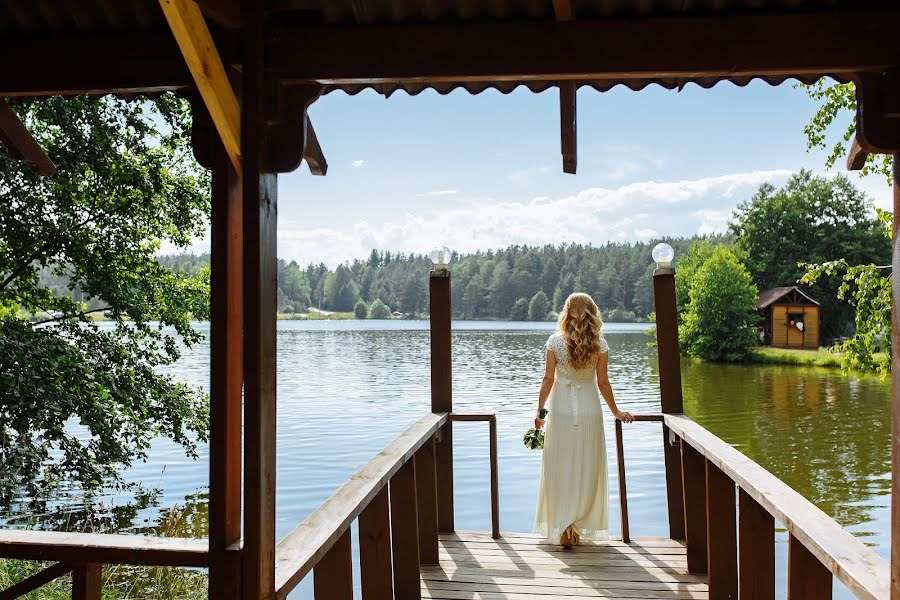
top-left (755, 286), bottom-right (820, 309)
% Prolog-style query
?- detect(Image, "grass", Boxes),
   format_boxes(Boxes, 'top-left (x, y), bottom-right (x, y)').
top-left (277, 311), bottom-right (355, 320)
top-left (748, 346), bottom-right (845, 368)
top-left (0, 560), bottom-right (209, 599)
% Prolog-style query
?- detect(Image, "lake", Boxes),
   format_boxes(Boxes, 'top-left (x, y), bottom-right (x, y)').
top-left (1, 320), bottom-right (891, 598)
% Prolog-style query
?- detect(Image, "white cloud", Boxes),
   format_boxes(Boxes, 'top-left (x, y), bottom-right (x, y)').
top-left (418, 190), bottom-right (459, 197)
top-left (351, 159), bottom-right (365, 168)
top-left (278, 169), bottom-right (793, 267)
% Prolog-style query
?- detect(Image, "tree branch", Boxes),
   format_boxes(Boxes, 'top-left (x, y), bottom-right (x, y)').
top-left (31, 306), bottom-right (112, 325)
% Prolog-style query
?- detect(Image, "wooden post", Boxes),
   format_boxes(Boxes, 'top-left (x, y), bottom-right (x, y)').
top-left (71, 563), bottom-right (101, 600)
top-left (892, 153), bottom-right (899, 600)
top-left (787, 534), bottom-right (832, 600)
top-left (242, 1), bottom-right (278, 598)
top-left (706, 461), bottom-right (737, 599)
top-left (681, 442), bottom-right (707, 574)
top-left (654, 265), bottom-right (686, 540)
top-left (313, 529), bottom-right (352, 600)
top-left (415, 436), bottom-right (440, 565)
top-left (615, 419), bottom-right (631, 543)
top-left (739, 489), bottom-right (775, 600)
top-left (489, 416), bottom-right (500, 539)
top-left (390, 459), bottom-right (421, 599)
top-left (430, 270), bottom-right (454, 533)
top-left (208, 115), bottom-right (243, 600)
top-left (359, 487), bottom-right (393, 599)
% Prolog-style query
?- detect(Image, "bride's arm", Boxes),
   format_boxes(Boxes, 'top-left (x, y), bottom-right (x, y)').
top-left (535, 352), bottom-right (556, 429)
top-left (596, 353), bottom-right (634, 422)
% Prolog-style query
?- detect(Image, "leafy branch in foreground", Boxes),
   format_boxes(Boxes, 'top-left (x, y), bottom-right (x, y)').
top-left (0, 95), bottom-right (210, 501)
top-left (800, 208), bottom-right (893, 378)
top-left (799, 80), bottom-right (893, 182)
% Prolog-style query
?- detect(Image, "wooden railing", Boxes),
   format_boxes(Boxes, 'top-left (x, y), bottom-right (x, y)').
top-left (615, 412), bottom-right (891, 600)
top-left (0, 529), bottom-right (210, 599)
top-left (273, 410), bottom-right (499, 600)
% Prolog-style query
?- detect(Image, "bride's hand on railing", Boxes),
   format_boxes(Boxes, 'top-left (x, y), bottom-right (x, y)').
top-left (615, 410), bottom-right (635, 423)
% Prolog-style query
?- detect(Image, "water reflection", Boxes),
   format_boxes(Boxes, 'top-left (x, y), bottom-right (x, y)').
top-left (0, 322), bottom-right (890, 599)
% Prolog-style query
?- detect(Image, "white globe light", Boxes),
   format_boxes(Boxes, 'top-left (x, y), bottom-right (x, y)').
top-left (429, 246), bottom-right (452, 269)
top-left (652, 243), bottom-right (675, 268)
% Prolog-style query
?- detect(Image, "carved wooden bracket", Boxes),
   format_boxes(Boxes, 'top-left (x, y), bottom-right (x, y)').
top-left (190, 83), bottom-right (327, 175)
top-left (854, 70), bottom-right (900, 155)
top-left (263, 83), bottom-right (324, 174)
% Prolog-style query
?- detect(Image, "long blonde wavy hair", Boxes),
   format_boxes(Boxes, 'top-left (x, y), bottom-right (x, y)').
top-left (558, 293), bottom-right (603, 369)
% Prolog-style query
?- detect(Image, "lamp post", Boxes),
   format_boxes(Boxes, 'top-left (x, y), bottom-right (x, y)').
top-left (651, 242), bottom-right (686, 541)
top-left (429, 247), bottom-right (454, 532)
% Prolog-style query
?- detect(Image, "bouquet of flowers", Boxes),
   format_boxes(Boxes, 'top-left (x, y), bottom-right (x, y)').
top-left (523, 408), bottom-right (549, 450)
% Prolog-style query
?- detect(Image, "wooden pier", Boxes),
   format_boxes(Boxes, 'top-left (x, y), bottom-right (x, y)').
top-left (423, 533), bottom-right (707, 600)
top-left (1, 1), bottom-right (899, 598)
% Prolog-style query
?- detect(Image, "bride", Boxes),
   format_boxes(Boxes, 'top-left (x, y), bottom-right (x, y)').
top-left (533, 292), bottom-right (634, 547)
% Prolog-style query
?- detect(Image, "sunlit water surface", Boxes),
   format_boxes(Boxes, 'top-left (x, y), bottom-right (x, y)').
top-left (1, 321), bottom-right (891, 599)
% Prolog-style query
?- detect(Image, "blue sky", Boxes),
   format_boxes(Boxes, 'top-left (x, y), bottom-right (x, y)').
top-left (263, 80), bottom-right (890, 266)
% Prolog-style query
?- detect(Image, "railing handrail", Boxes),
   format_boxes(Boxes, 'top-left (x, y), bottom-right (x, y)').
top-left (0, 529), bottom-right (209, 567)
top-left (273, 411), bottom-right (449, 599)
top-left (663, 413), bottom-right (890, 600)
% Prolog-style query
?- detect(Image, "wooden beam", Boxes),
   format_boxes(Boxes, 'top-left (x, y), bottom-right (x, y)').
top-left (559, 81), bottom-right (576, 174)
top-left (0, 100), bottom-right (56, 176)
top-left (159, 0), bottom-right (242, 176)
top-left (303, 115), bottom-right (328, 176)
top-left (0, 32), bottom-right (196, 98)
top-left (196, 0), bottom-right (241, 28)
top-left (267, 11), bottom-right (900, 85)
top-left (552, 0), bottom-right (574, 22)
top-left (242, 0), bottom-right (276, 598)
top-left (0, 562), bottom-right (72, 600)
top-left (6, 10), bottom-right (900, 98)
top-left (847, 137), bottom-right (870, 171)
top-left (208, 119), bottom-right (244, 600)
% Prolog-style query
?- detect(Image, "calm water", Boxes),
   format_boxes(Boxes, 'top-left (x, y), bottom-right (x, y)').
top-left (1, 321), bottom-right (891, 598)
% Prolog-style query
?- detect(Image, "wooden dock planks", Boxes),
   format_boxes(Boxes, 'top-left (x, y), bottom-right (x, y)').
top-left (422, 532), bottom-right (708, 599)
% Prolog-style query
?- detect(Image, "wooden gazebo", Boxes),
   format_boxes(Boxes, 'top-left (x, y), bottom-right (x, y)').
top-left (1, 1), bottom-right (899, 599)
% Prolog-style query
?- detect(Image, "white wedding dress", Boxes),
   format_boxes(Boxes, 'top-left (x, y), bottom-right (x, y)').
top-left (533, 331), bottom-right (610, 543)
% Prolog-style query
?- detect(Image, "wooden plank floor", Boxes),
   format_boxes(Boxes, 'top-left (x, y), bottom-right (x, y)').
top-left (421, 532), bottom-right (709, 599)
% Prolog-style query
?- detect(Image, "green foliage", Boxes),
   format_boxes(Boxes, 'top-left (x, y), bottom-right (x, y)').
top-left (680, 247), bottom-right (759, 362)
top-left (367, 298), bottom-right (391, 319)
top-left (730, 170), bottom-right (890, 341)
top-left (674, 240), bottom-right (720, 323)
top-left (510, 297), bottom-right (530, 321)
top-left (354, 298), bottom-right (368, 319)
top-left (801, 209), bottom-right (893, 378)
top-left (799, 80), bottom-right (893, 182)
top-left (0, 96), bottom-right (209, 498)
top-left (748, 346), bottom-right (846, 369)
top-left (528, 290), bottom-right (550, 321)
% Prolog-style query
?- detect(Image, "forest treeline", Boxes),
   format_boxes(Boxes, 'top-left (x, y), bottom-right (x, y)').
top-left (147, 238), bottom-right (718, 321)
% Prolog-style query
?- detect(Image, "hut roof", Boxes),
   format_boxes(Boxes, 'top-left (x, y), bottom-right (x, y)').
top-left (755, 286), bottom-right (820, 309)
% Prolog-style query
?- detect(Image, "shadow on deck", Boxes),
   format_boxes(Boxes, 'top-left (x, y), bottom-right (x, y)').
top-left (423, 532), bottom-right (707, 600)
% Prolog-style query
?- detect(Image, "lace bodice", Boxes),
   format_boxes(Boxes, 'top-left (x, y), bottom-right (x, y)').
top-left (544, 331), bottom-right (608, 382)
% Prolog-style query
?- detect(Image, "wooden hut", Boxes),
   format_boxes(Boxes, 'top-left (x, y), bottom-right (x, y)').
top-left (0, 1), bottom-right (898, 599)
top-left (756, 286), bottom-right (821, 349)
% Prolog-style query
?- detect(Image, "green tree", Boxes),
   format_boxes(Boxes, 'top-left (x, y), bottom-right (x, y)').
top-left (367, 298), bottom-right (391, 319)
top-left (510, 297), bottom-right (529, 321)
top-left (675, 240), bottom-right (719, 323)
top-left (354, 298), bottom-right (368, 319)
top-left (730, 171), bottom-right (890, 340)
top-left (680, 247), bottom-right (759, 362)
top-left (0, 96), bottom-right (210, 497)
top-left (801, 208), bottom-right (893, 377)
top-left (528, 290), bottom-right (550, 321)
